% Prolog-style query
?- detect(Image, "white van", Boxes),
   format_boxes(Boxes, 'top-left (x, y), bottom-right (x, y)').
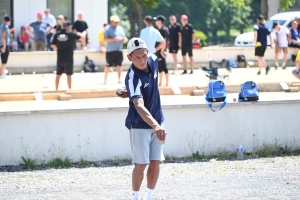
top-left (234, 11), bottom-right (300, 47)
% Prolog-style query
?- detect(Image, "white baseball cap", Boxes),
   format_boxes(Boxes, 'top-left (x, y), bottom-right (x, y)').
top-left (127, 38), bottom-right (148, 55)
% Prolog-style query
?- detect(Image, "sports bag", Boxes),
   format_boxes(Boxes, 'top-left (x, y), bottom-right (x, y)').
top-left (205, 80), bottom-right (227, 112)
top-left (238, 81), bottom-right (259, 101)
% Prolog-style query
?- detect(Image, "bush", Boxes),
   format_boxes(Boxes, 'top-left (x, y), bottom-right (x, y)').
top-left (195, 30), bottom-right (207, 47)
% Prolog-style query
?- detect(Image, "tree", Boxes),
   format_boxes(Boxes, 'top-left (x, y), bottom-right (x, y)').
top-left (261, 0), bottom-right (296, 19)
top-left (110, 3), bottom-right (130, 36)
top-left (109, 0), bottom-right (160, 38)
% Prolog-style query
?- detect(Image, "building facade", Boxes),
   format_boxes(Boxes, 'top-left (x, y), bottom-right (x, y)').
top-left (0, 0), bottom-right (108, 49)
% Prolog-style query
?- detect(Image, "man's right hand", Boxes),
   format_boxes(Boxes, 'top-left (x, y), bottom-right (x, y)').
top-left (116, 91), bottom-right (129, 98)
top-left (154, 125), bottom-right (167, 141)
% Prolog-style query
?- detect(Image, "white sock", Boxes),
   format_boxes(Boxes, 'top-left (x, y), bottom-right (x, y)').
top-left (275, 62), bottom-right (279, 67)
top-left (282, 62), bottom-right (286, 67)
top-left (144, 188), bottom-right (154, 200)
top-left (132, 191), bottom-right (140, 200)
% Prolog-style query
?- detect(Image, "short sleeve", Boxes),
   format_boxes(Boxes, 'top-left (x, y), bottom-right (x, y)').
top-left (126, 70), bottom-right (143, 100)
top-left (51, 33), bottom-right (57, 45)
top-left (104, 28), bottom-right (109, 38)
top-left (85, 22), bottom-right (89, 30)
top-left (156, 30), bottom-right (164, 42)
top-left (190, 25), bottom-right (195, 33)
top-left (71, 32), bottom-right (81, 40)
top-left (285, 27), bottom-right (290, 34)
top-left (254, 25), bottom-right (259, 31)
top-left (72, 22), bottom-right (77, 30)
top-left (29, 22), bottom-right (34, 27)
top-left (139, 29), bottom-right (145, 41)
top-left (161, 30), bottom-right (167, 38)
top-left (177, 24), bottom-right (181, 33)
top-left (119, 27), bottom-right (126, 37)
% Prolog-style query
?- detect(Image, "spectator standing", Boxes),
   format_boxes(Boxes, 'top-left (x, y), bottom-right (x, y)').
top-left (72, 11), bottom-right (88, 50)
top-left (53, 15), bottom-right (65, 35)
top-left (43, 8), bottom-right (56, 51)
top-left (98, 23), bottom-right (108, 53)
top-left (168, 15), bottom-right (181, 74)
top-left (27, 12), bottom-right (52, 51)
top-left (0, 16), bottom-right (11, 79)
top-left (18, 26), bottom-right (31, 51)
top-left (288, 21), bottom-right (300, 61)
top-left (154, 15), bottom-right (169, 86)
top-left (180, 15), bottom-right (195, 75)
top-left (140, 16), bottom-right (165, 55)
top-left (272, 22), bottom-right (289, 69)
top-left (51, 21), bottom-right (86, 90)
top-left (104, 15), bottom-right (128, 84)
top-left (253, 15), bottom-right (273, 75)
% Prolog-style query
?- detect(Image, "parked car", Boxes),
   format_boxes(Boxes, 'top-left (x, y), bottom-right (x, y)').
top-left (234, 11), bottom-right (300, 47)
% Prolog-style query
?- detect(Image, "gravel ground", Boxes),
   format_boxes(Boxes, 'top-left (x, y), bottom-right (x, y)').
top-left (1, 156), bottom-right (300, 200)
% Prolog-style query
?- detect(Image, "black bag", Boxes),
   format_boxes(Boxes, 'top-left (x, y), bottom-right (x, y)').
top-left (237, 55), bottom-right (246, 68)
top-left (83, 56), bottom-right (97, 72)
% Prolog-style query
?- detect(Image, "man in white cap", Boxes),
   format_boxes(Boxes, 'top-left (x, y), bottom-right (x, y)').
top-left (104, 15), bottom-right (128, 84)
top-left (117, 38), bottom-right (167, 200)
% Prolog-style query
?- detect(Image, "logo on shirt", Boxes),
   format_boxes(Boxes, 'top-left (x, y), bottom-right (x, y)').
top-left (185, 27), bottom-right (188, 30)
top-left (154, 69), bottom-right (158, 79)
top-left (57, 34), bottom-right (68, 41)
top-left (144, 83), bottom-right (149, 88)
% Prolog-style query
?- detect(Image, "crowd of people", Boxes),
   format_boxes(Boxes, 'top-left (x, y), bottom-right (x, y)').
top-left (102, 14), bottom-right (196, 85)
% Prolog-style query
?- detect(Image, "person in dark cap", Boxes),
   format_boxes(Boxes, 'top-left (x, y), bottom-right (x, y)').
top-left (140, 15), bottom-right (165, 55)
top-left (253, 15), bottom-right (273, 75)
top-left (154, 15), bottom-right (169, 86)
top-left (51, 21), bottom-right (87, 90)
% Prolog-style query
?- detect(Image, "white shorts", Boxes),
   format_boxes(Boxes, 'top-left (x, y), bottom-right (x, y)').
top-left (130, 128), bottom-right (165, 164)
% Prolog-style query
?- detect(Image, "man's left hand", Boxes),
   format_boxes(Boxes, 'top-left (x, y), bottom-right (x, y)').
top-left (116, 91), bottom-right (129, 98)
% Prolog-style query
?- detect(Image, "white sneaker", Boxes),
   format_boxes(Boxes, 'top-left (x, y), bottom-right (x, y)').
top-left (103, 78), bottom-right (107, 84)
top-left (171, 70), bottom-right (177, 74)
top-left (0, 74), bottom-right (6, 79)
top-left (118, 79), bottom-right (123, 84)
top-left (110, 68), bottom-right (114, 72)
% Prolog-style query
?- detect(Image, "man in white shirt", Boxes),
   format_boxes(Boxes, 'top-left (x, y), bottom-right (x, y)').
top-left (272, 22), bottom-right (289, 69)
top-left (140, 16), bottom-right (165, 55)
top-left (44, 8), bottom-right (56, 51)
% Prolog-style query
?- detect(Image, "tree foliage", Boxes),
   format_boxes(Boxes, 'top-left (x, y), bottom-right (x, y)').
top-left (279, 0), bottom-right (296, 10)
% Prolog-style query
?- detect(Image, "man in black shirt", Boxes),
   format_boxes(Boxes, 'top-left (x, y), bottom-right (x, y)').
top-left (51, 21), bottom-right (86, 90)
top-left (155, 15), bottom-right (169, 86)
top-left (72, 11), bottom-right (88, 49)
top-left (168, 15), bottom-right (181, 74)
top-left (180, 15), bottom-right (195, 75)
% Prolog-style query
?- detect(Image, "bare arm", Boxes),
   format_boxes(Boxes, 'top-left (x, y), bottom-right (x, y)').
top-left (104, 37), bottom-right (120, 43)
top-left (253, 30), bottom-right (258, 44)
top-left (133, 98), bottom-right (166, 140)
top-left (268, 34), bottom-right (274, 47)
top-left (46, 25), bottom-right (54, 35)
top-left (27, 26), bottom-right (33, 35)
top-left (288, 32), bottom-right (293, 44)
top-left (192, 32), bottom-right (196, 42)
top-left (178, 32), bottom-right (182, 47)
top-left (122, 36), bottom-right (128, 44)
top-left (155, 39), bottom-right (166, 52)
top-left (1, 31), bottom-right (6, 50)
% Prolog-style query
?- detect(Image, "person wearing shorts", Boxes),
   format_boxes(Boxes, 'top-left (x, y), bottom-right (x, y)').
top-left (253, 15), bottom-right (273, 75)
top-left (51, 21), bottom-right (86, 90)
top-left (104, 15), bottom-right (128, 84)
top-left (0, 16), bottom-right (11, 79)
top-left (118, 38), bottom-right (167, 200)
top-left (272, 22), bottom-right (289, 69)
top-left (180, 15), bottom-right (195, 75)
top-left (168, 15), bottom-right (181, 74)
top-left (155, 15), bottom-right (169, 86)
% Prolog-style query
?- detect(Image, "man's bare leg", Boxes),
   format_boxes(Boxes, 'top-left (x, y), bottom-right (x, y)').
top-left (132, 164), bottom-right (147, 191)
top-left (171, 53), bottom-right (178, 72)
top-left (165, 73), bottom-right (169, 86)
top-left (116, 65), bottom-right (122, 82)
top-left (293, 61), bottom-right (300, 80)
top-left (146, 160), bottom-right (160, 189)
top-left (158, 72), bottom-right (163, 86)
top-left (104, 66), bottom-right (110, 84)
top-left (189, 56), bottom-right (194, 72)
top-left (67, 75), bottom-right (72, 89)
top-left (55, 75), bottom-right (61, 91)
top-left (282, 51), bottom-right (288, 68)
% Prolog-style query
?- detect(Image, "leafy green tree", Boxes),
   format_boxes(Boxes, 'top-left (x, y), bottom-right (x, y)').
top-left (110, 3), bottom-right (130, 36)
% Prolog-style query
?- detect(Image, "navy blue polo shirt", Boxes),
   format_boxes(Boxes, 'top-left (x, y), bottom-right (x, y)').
top-left (125, 54), bottom-right (164, 129)
top-left (254, 24), bottom-right (270, 47)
